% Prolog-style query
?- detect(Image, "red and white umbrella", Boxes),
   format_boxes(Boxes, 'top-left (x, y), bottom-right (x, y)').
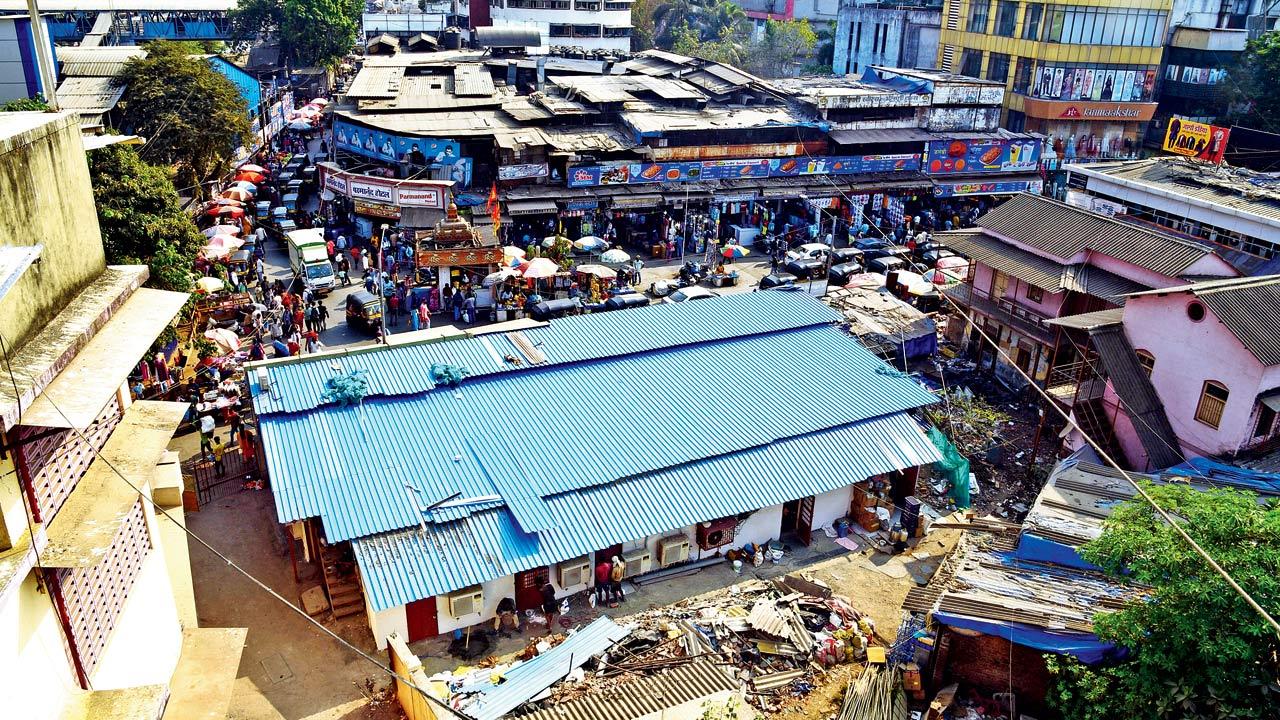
top-left (520, 258), bottom-right (559, 279)
top-left (203, 224), bottom-right (241, 238)
top-left (936, 256), bottom-right (968, 271)
top-left (238, 163), bottom-right (267, 174)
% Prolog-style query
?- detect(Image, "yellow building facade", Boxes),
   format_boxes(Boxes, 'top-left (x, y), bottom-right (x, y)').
top-left (937, 0), bottom-right (1170, 160)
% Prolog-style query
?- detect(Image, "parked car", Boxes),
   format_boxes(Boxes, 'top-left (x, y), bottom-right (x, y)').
top-left (662, 286), bottom-right (722, 304)
top-left (784, 258), bottom-right (826, 279)
top-left (853, 238), bottom-right (889, 252)
top-left (345, 291), bottom-right (383, 333)
top-left (828, 262), bottom-right (867, 287)
top-left (921, 248), bottom-right (957, 264)
top-left (758, 273), bottom-right (798, 290)
top-left (863, 245), bottom-right (912, 262)
top-left (830, 247), bottom-right (865, 266)
top-left (785, 242), bottom-right (833, 262)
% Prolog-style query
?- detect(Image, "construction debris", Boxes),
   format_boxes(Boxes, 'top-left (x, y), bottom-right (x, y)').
top-left (837, 665), bottom-right (908, 720)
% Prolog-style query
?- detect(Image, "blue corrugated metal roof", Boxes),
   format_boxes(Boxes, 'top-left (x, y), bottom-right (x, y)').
top-left (353, 411), bottom-right (940, 611)
top-left (263, 322), bottom-right (937, 541)
top-left (463, 616), bottom-right (630, 720)
top-left (250, 290), bottom-right (843, 415)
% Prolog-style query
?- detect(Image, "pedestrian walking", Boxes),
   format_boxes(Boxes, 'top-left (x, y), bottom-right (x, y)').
top-left (318, 301), bottom-right (329, 331)
top-left (198, 413), bottom-right (216, 461)
top-left (211, 435), bottom-right (226, 476)
top-left (540, 582), bottom-right (558, 634)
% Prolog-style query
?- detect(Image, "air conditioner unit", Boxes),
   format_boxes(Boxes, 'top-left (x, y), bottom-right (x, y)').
top-left (446, 586), bottom-right (483, 618)
top-left (621, 548), bottom-right (652, 578)
top-left (696, 517), bottom-right (737, 550)
top-left (558, 556), bottom-right (590, 588)
top-left (658, 535), bottom-right (690, 567)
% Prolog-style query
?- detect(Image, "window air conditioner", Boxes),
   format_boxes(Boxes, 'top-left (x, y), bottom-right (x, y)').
top-left (558, 556), bottom-right (591, 587)
top-left (621, 548), bottom-right (652, 577)
top-left (446, 586), bottom-right (483, 617)
top-left (658, 535), bottom-right (691, 567)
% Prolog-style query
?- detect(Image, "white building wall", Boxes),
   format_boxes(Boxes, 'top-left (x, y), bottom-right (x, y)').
top-left (0, 575), bottom-right (81, 720)
top-left (735, 504), bottom-right (785, 549)
top-left (811, 486), bottom-right (853, 532)
top-left (487, 4), bottom-right (631, 52)
top-left (370, 601), bottom-right (409, 650)
top-left (90, 552), bottom-right (183, 690)
top-left (435, 574), bottom-right (516, 636)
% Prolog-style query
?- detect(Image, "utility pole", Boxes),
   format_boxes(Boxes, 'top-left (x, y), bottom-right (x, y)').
top-left (377, 223), bottom-right (389, 342)
top-left (24, 0), bottom-right (57, 109)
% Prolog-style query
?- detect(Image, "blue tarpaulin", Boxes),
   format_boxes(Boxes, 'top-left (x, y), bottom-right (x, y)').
top-left (933, 611), bottom-right (1125, 665)
top-left (1162, 457), bottom-right (1280, 495)
top-left (859, 67), bottom-right (930, 94)
top-left (1014, 532), bottom-right (1102, 572)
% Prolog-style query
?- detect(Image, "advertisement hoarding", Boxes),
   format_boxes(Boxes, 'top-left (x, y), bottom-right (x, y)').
top-left (924, 138), bottom-right (1042, 175)
top-left (566, 154), bottom-right (921, 189)
top-left (1163, 117), bottom-right (1230, 164)
top-left (333, 118), bottom-right (472, 187)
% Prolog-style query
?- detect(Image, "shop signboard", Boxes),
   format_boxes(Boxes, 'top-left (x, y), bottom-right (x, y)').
top-left (317, 162), bottom-right (452, 209)
top-left (348, 177), bottom-right (396, 204)
top-left (498, 163), bottom-right (549, 181)
top-left (566, 154), bottom-right (921, 188)
top-left (933, 179), bottom-right (1043, 197)
top-left (417, 247), bottom-right (503, 266)
top-left (322, 171), bottom-right (348, 195)
top-left (333, 118), bottom-right (472, 186)
top-left (353, 200), bottom-right (401, 219)
top-left (396, 185), bottom-right (447, 208)
top-left (925, 138), bottom-right (1041, 175)
top-left (564, 199), bottom-right (598, 211)
top-left (1162, 117), bottom-right (1230, 164)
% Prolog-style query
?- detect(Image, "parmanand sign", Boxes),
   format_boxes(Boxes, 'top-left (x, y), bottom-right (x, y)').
top-left (1022, 98), bottom-right (1158, 122)
top-left (317, 162), bottom-right (452, 209)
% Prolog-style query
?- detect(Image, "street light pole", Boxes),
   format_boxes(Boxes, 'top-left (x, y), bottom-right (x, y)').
top-left (378, 223), bottom-right (389, 342)
top-left (24, 0), bottom-right (57, 109)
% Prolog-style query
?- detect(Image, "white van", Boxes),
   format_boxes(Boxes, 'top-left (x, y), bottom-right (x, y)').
top-left (286, 229), bottom-right (335, 294)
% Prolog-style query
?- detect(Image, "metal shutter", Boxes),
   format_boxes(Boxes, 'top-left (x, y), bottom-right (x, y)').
top-left (16, 395), bottom-right (122, 522)
top-left (54, 499), bottom-right (152, 679)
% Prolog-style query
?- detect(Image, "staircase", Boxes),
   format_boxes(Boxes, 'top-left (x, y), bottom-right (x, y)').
top-left (1075, 398), bottom-right (1125, 465)
top-left (321, 544), bottom-right (365, 620)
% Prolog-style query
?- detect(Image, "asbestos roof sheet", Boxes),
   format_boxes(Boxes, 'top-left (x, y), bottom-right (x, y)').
top-left (453, 64), bottom-right (496, 97)
top-left (540, 126), bottom-right (635, 153)
top-left (1088, 324), bottom-right (1184, 469)
top-left (1075, 157), bottom-right (1280, 226)
top-left (977, 193), bottom-right (1216, 277)
top-left (353, 411), bottom-right (939, 609)
top-left (1126, 275), bottom-right (1280, 365)
top-left (1045, 307), bottom-right (1125, 330)
top-left (55, 76), bottom-right (126, 113)
top-left (622, 105), bottom-right (805, 134)
top-left (520, 659), bottom-right (738, 720)
top-left (934, 229), bottom-right (1067, 291)
top-left (464, 617), bottom-right (630, 720)
top-left (830, 127), bottom-right (936, 145)
top-left (344, 66), bottom-right (405, 98)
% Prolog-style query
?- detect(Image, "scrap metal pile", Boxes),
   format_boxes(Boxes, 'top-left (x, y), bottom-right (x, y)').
top-left (442, 575), bottom-right (889, 718)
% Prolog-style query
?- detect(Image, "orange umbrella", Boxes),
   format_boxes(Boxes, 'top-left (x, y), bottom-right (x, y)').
top-left (208, 197), bottom-right (245, 207)
top-left (221, 188), bottom-right (254, 202)
top-left (207, 205), bottom-right (244, 219)
top-left (236, 170), bottom-right (266, 184)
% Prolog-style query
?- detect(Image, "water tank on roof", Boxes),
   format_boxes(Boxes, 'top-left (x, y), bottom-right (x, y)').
top-left (443, 27), bottom-right (463, 49)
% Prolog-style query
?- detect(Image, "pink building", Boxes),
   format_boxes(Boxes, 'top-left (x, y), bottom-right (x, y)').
top-left (941, 193), bottom-right (1238, 398)
top-left (1060, 276), bottom-right (1280, 470)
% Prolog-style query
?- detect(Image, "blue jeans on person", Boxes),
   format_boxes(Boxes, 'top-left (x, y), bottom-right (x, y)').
top-left (452, 304), bottom-right (461, 322)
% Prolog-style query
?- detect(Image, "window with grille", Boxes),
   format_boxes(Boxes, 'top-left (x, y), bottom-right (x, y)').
top-left (993, 0), bottom-right (1018, 36)
top-left (1135, 350), bottom-right (1155, 377)
top-left (53, 500), bottom-right (152, 681)
top-left (15, 396), bottom-right (122, 523)
top-left (987, 52), bottom-right (1011, 82)
top-left (959, 49), bottom-right (983, 78)
top-left (1195, 380), bottom-right (1229, 429)
top-left (967, 0), bottom-right (991, 32)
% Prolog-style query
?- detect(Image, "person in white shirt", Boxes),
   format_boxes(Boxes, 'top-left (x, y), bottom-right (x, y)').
top-left (198, 413), bottom-right (216, 461)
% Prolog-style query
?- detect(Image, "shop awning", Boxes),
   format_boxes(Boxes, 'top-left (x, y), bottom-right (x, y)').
top-left (610, 193), bottom-right (663, 209)
top-left (401, 206), bottom-right (444, 227)
top-left (760, 186), bottom-right (808, 199)
top-left (505, 198), bottom-right (559, 215)
top-left (829, 127), bottom-right (936, 145)
top-left (665, 191), bottom-right (713, 205)
top-left (40, 400), bottom-right (188, 567)
top-left (23, 287), bottom-right (189, 429)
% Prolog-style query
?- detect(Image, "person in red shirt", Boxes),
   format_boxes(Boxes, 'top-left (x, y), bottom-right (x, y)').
top-left (281, 291), bottom-right (293, 311)
top-left (594, 558), bottom-right (611, 605)
top-left (388, 294), bottom-right (400, 327)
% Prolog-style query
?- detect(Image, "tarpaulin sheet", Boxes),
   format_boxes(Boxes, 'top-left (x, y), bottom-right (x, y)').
top-left (1014, 533), bottom-right (1102, 572)
top-left (903, 330), bottom-right (938, 359)
top-left (1162, 457), bottom-right (1280, 495)
top-left (859, 67), bottom-right (929, 94)
top-left (933, 611), bottom-right (1124, 665)
top-left (928, 427), bottom-right (971, 508)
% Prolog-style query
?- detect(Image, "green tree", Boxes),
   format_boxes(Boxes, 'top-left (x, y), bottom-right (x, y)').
top-left (88, 144), bottom-right (204, 293)
top-left (671, 22), bottom-right (745, 66)
top-left (114, 40), bottom-right (251, 189)
top-left (1046, 483), bottom-right (1280, 720)
top-left (229, 0), bottom-right (360, 68)
top-left (750, 19), bottom-right (816, 77)
top-left (0, 95), bottom-right (49, 111)
top-left (1231, 31), bottom-right (1280, 126)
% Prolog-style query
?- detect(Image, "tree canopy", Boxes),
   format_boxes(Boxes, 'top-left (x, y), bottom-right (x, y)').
top-left (88, 143), bottom-right (203, 293)
top-left (1046, 482), bottom-right (1280, 719)
top-left (1231, 31), bottom-right (1280, 126)
top-left (114, 40), bottom-right (251, 189)
top-left (229, 0), bottom-right (361, 68)
top-left (0, 96), bottom-right (50, 111)
top-left (668, 16), bottom-right (816, 78)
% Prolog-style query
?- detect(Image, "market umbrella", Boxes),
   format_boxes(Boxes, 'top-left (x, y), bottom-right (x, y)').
top-left (238, 163), bottom-right (267, 174)
top-left (503, 246), bottom-right (526, 260)
top-left (235, 170), bottom-right (266, 184)
top-left (521, 257), bottom-right (559, 279)
top-left (722, 244), bottom-right (750, 259)
top-left (229, 180), bottom-right (257, 194)
top-left (206, 234), bottom-right (244, 250)
top-left (310, 98), bottom-right (330, 106)
top-left (288, 119), bottom-right (315, 131)
top-left (207, 198), bottom-right (245, 208)
top-left (221, 188), bottom-right (254, 202)
top-left (202, 246), bottom-right (232, 260)
top-left (206, 205), bottom-right (244, 219)
top-left (936, 256), bottom-right (968, 271)
top-left (600, 248), bottom-right (630, 265)
top-left (196, 277), bottom-right (226, 293)
top-left (573, 236), bottom-right (607, 251)
top-left (483, 268), bottom-right (522, 286)
top-left (575, 263), bottom-right (617, 279)
top-left (204, 327), bottom-right (241, 354)
top-left (922, 268), bottom-right (963, 285)
top-left (203, 224), bottom-right (241, 238)
top-left (541, 235), bottom-right (568, 249)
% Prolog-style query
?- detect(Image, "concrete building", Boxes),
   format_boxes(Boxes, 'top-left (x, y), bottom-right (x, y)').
top-left (250, 291), bottom-right (941, 647)
top-left (363, 0), bottom-right (468, 43)
top-left (1065, 157), bottom-right (1280, 270)
top-left (0, 112), bottom-right (243, 719)
top-left (938, 192), bottom-right (1238, 399)
top-left (481, 0), bottom-right (632, 52)
top-left (935, 0), bottom-right (1168, 173)
top-left (832, 0), bottom-right (941, 76)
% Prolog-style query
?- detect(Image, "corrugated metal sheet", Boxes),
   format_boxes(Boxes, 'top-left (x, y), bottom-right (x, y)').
top-left (977, 193), bottom-right (1215, 277)
top-left (1079, 157), bottom-right (1280, 225)
top-left (265, 322), bottom-right (937, 541)
top-left (1062, 264), bottom-right (1150, 301)
top-left (1045, 308), bottom-right (1125, 330)
top-left (520, 658), bottom-right (738, 720)
top-left (1088, 325), bottom-right (1183, 469)
top-left (252, 290), bottom-right (843, 415)
top-left (936, 229), bottom-right (1066, 291)
top-left (352, 411), bottom-right (940, 610)
top-left (464, 617), bottom-right (630, 720)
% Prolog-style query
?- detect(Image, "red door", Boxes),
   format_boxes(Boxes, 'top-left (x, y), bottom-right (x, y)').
top-left (796, 496), bottom-right (815, 547)
top-left (406, 597), bottom-right (438, 642)
top-left (515, 567), bottom-right (549, 611)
